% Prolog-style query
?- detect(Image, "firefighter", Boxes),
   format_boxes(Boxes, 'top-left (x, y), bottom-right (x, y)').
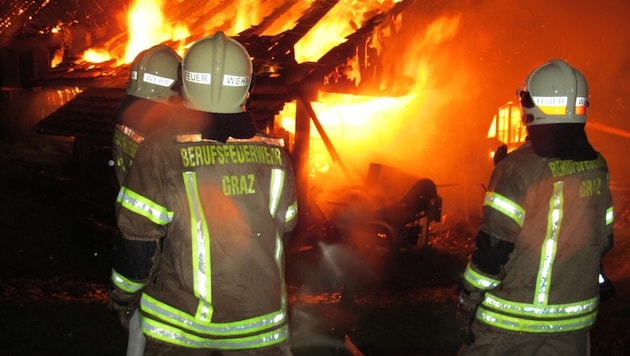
top-left (109, 44), bottom-right (182, 356)
top-left (111, 44), bottom-right (182, 186)
top-left (110, 31), bottom-right (298, 355)
top-left (456, 59), bottom-right (615, 355)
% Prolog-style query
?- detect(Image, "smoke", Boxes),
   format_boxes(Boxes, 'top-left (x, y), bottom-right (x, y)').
top-left (352, 0), bottom-right (630, 219)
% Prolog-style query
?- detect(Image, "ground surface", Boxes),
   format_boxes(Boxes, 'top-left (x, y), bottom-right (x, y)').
top-left (0, 132), bottom-right (629, 356)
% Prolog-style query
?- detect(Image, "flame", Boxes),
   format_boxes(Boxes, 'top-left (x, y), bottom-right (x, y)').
top-left (277, 91), bottom-right (415, 177)
top-left (295, 0), bottom-right (401, 63)
top-left (75, 2), bottom-right (477, 215)
top-left (233, 0), bottom-right (261, 34)
top-left (79, 0), bottom-right (191, 64)
top-left (124, 0), bottom-right (190, 63)
top-left (487, 101), bottom-right (527, 156)
top-left (51, 47), bottom-right (64, 68)
top-left (277, 12), bottom-right (465, 181)
top-left (82, 48), bottom-right (113, 63)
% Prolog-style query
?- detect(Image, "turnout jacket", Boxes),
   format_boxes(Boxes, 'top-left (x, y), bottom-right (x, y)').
top-left (463, 141), bottom-right (614, 334)
top-left (112, 126), bottom-right (299, 350)
top-left (111, 96), bottom-right (177, 185)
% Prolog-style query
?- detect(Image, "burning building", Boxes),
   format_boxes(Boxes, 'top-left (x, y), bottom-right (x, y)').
top-left (1, 0), bottom-right (630, 247)
top-left (2, 1), bottom-right (630, 354)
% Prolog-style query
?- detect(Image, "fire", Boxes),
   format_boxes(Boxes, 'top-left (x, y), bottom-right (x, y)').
top-left (487, 101), bottom-right (527, 157)
top-left (80, 0), bottom-right (192, 65)
top-left (51, 48), bottom-right (64, 68)
top-left (276, 12), bottom-right (465, 180)
top-left (82, 48), bottom-right (113, 64)
top-left (295, 0), bottom-right (402, 63)
top-left (277, 91), bottom-right (415, 177)
top-left (124, 0), bottom-right (190, 63)
top-left (76, 1), bottom-right (475, 198)
top-left (232, 0), bottom-right (262, 34)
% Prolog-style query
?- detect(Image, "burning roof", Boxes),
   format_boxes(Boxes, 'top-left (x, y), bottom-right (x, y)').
top-left (4, 0), bottom-right (629, 201)
top-left (5, 0), bottom-right (417, 143)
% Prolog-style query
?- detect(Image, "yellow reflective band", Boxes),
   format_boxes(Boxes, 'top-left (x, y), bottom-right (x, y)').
top-left (117, 187), bottom-right (174, 225)
top-left (535, 181), bottom-right (563, 305)
top-left (141, 315), bottom-right (288, 350)
top-left (275, 233), bottom-right (287, 310)
top-left (477, 305), bottom-right (597, 333)
top-left (182, 171), bottom-right (213, 322)
top-left (285, 201), bottom-right (298, 223)
top-left (111, 269), bottom-right (146, 293)
top-left (269, 169), bottom-right (284, 217)
top-left (116, 124), bottom-right (144, 144)
top-left (484, 192), bottom-right (525, 227)
top-left (463, 262), bottom-right (501, 291)
top-left (606, 206), bottom-right (614, 225)
top-left (482, 293), bottom-right (598, 318)
top-left (140, 293), bottom-right (287, 337)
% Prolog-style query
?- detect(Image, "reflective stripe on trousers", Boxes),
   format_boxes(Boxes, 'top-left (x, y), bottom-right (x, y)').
top-left (477, 293), bottom-right (599, 333)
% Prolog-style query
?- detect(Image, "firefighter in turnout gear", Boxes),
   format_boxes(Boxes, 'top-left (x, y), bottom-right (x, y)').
top-left (111, 44), bottom-right (182, 186)
top-left (110, 31), bottom-right (298, 355)
top-left (109, 43), bottom-right (182, 356)
top-left (456, 59), bottom-right (615, 355)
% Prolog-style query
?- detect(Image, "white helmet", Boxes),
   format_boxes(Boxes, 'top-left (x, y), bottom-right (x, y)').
top-left (181, 31), bottom-right (253, 113)
top-left (517, 59), bottom-right (588, 126)
top-left (127, 44), bottom-right (181, 103)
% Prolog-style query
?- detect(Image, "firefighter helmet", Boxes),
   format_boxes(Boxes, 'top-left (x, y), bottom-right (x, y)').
top-left (517, 59), bottom-right (588, 126)
top-left (181, 31), bottom-right (253, 113)
top-left (127, 44), bottom-right (181, 103)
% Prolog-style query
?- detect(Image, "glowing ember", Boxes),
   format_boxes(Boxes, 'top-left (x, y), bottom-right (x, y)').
top-left (81, 48), bottom-right (112, 64)
top-left (51, 48), bottom-right (64, 68)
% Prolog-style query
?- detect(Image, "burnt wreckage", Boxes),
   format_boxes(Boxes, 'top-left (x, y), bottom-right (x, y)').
top-left (1, 0), bottom-right (442, 254)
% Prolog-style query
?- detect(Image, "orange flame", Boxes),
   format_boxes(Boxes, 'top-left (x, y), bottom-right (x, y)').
top-left (78, 2), bottom-right (473, 199)
top-left (295, 0), bottom-right (401, 63)
top-left (124, 0), bottom-right (190, 63)
top-left (277, 91), bottom-right (416, 179)
top-left (278, 13), bottom-right (465, 180)
top-left (82, 48), bottom-right (113, 63)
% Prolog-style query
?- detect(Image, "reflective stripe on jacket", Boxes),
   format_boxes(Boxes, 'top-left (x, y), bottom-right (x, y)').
top-left (111, 97), bottom-right (176, 186)
top-left (116, 128), bottom-right (298, 349)
top-left (465, 141), bottom-right (614, 334)
top-left (139, 293), bottom-right (288, 349)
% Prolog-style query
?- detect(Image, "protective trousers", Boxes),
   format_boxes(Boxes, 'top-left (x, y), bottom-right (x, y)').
top-left (457, 321), bottom-right (590, 356)
top-left (143, 339), bottom-right (294, 356)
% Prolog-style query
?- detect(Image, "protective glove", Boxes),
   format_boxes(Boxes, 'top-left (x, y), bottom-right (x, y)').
top-left (456, 289), bottom-right (484, 345)
top-left (493, 144), bottom-right (508, 166)
top-left (108, 285), bottom-right (141, 330)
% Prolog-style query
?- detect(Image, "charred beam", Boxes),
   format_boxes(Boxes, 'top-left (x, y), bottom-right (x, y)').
top-left (308, 0), bottom-right (415, 95)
